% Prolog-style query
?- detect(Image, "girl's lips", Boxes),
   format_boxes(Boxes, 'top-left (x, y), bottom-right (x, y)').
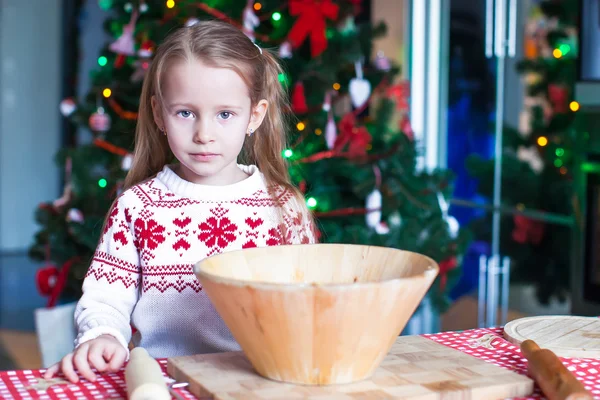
top-left (190, 153), bottom-right (219, 162)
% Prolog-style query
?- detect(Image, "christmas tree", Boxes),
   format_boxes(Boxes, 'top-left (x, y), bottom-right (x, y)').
top-left (29, 0), bottom-right (470, 311)
top-left (466, 0), bottom-right (578, 304)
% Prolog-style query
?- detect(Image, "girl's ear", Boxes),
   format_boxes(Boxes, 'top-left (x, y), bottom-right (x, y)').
top-left (151, 95), bottom-right (164, 130)
top-left (248, 99), bottom-right (268, 132)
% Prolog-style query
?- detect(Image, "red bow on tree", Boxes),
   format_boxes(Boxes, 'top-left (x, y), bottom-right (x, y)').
top-left (334, 112), bottom-right (372, 156)
top-left (438, 257), bottom-right (458, 291)
top-left (288, 0), bottom-right (339, 58)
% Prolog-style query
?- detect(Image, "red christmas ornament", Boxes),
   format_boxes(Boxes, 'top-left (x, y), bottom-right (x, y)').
top-left (138, 39), bottom-right (155, 58)
top-left (333, 112), bottom-right (372, 156)
top-left (438, 257), bottom-right (458, 291)
top-left (291, 82), bottom-right (308, 114)
top-left (548, 84), bottom-right (569, 113)
top-left (35, 264), bottom-right (59, 296)
top-left (288, 0), bottom-right (339, 58)
top-left (89, 107), bottom-right (112, 133)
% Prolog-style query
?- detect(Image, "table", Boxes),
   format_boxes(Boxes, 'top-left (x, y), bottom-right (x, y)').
top-left (2, 327), bottom-right (600, 399)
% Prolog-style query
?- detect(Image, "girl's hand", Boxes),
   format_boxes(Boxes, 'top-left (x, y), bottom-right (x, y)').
top-left (43, 334), bottom-right (128, 383)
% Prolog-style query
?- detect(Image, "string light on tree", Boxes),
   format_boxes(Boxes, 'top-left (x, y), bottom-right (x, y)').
top-left (537, 136), bottom-right (548, 147)
top-left (272, 12), bottom-right (282, 21)
top-left (570, 101), bottom-right (580, 112)
top-left (98, 178), bottom-right (108, 188)
top-left (553, 48), bottom-right (562, 58)
top-left (166, 0), bottom-right (175, 9)
top-left (98, 0), bottom-right (113, 10)
top-left (556, 148), bottom-right (565, 157)
top-left (306, 197), bottom-right (318, 209)
top-left (277, 73), bottom-right (289, 86)
top-left (253, 2), bottom-right (262, 10)
top-left (283, 149), bottom-right (293, 158)
top-left (102, 88), bottom-right (112, 98)
top-left (98, 56), bottom-right (108, 66)
top-left (554, 159), bottom-right (563, 168)
top-left (333, 82), bottom-right (341, 91)
top-left (297, 122), bottom-right (306, 131)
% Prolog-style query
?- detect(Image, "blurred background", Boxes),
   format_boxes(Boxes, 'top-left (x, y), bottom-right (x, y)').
top-left (0, 0), bottom-right (596, 371)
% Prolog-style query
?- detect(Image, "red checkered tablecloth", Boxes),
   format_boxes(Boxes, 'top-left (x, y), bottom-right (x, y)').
top-left (2, 327), bottom-right (600, 399)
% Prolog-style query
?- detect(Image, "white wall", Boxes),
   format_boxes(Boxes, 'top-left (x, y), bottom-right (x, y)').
top-left (0, 0), bottom-right (63, 251)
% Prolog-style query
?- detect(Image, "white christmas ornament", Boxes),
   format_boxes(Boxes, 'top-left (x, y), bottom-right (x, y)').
top-left (349, 60), bottom-right (371, 108)
top-left (121, 154), bottom-right (134, 171)
top-left (325, 115), bottom-right (337, 149)
top-left (375, 222), bottom-right (390, 235)
top-left (365, 189), bottom-right (382, 229)
top-left (517, 145), bottom-right (544, 174)
top-left (446, 215), bottom-right (460, 239)
top-left (519, 109), bottom-right (532, 137)
top-left (279, 41), bottom-right (292, 58)
top-left (436, 192), bottom-right (459, 239)
top-left (109, 10), bottom-right (138, 56)
top-left (60, 98), bottom-right (77, 117)
top-left (67, 208), bottom-right (84, 224)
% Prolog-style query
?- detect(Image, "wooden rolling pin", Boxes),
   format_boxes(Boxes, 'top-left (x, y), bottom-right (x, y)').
top-left (520, 339), bottom-right (593, 400)
top-left (125, 347), bottom-right (170, 400)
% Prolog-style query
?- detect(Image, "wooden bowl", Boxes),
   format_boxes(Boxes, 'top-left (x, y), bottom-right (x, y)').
top-left (194, 243), bottom-right (439, 385)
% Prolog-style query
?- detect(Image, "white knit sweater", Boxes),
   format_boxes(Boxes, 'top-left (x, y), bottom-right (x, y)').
top-left (74, 164), bottom-right (316, 359)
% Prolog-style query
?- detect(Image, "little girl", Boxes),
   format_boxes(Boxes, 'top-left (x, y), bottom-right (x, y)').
top-left (44, 20), bottom-right (316, 383)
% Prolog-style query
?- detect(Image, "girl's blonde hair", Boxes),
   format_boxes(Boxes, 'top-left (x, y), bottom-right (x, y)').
top-left (122, 20), bottom-right (315, 243)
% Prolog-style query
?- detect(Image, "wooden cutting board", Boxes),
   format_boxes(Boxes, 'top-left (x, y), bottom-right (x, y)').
top-left (167, 335), bottom-right (534, 399)
top-left (503, 315), bottom-right (600, 358)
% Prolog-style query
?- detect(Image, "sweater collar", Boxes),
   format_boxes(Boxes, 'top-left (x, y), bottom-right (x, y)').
top-left (156, 164), bottom-right (266, 201)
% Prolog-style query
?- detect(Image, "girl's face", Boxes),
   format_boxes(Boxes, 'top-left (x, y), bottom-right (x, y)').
top-left (152, 58), bottom-right (267, 186)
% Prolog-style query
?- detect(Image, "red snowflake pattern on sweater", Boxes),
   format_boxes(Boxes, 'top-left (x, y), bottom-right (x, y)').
top-left (198, 206), bottom-right (238, 255)
top-left (133, 210), bottom-right (166, 264)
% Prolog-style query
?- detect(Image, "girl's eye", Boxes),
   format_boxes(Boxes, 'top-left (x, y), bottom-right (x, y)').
top-left (177, 110), bottom-right (193, 119)
top-left (218, 111), bottom-right (233, 120)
